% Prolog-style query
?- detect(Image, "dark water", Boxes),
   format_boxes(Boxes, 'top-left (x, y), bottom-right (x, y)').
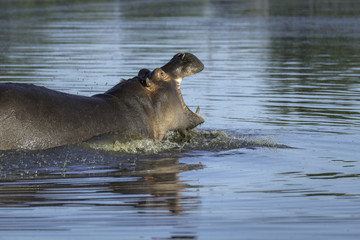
top-left (1, 0), bottom-right (360, 239)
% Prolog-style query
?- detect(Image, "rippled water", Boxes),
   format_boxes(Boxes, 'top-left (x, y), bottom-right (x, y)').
top-left (1, 0), bottom-right (360, 239)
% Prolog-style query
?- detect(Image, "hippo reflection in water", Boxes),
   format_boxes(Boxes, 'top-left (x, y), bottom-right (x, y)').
top-left (0, 53), bottom-right (205, 150)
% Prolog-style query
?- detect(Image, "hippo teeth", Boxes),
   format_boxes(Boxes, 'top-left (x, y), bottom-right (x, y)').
top-left (196, 106), bottom-right (200, 114)
top-left (175, 77), bottom-right (182, 86)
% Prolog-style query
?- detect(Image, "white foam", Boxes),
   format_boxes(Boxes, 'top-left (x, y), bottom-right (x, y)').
top-left (85, 129), bottom-right (281, 154)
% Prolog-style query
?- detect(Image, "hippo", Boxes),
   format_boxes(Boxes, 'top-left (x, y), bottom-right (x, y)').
top-left (0, 53), bottom-right (204, 150)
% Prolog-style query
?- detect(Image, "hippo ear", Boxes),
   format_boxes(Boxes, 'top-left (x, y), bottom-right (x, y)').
top-left (138, 68), bottom-right (151, 79)
top-left (138, 68), bottom-right (153, 87)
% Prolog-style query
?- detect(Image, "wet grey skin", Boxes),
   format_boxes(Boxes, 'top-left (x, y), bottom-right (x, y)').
top-left (0, 53), bottom-right (205, 150)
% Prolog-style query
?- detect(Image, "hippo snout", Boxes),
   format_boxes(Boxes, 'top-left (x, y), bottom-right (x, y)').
top-left (161, 52), bottom-right (204, 79)
top-left (176, 53), bottom-right (204, 73)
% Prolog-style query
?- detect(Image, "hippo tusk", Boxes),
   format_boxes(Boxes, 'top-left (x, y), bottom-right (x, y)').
top-left (196, 106), bottom-right (200, 114)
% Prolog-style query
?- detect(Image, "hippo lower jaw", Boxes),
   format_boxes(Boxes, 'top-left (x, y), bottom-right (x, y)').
top-left (185, 106), bottom-right (205, 131)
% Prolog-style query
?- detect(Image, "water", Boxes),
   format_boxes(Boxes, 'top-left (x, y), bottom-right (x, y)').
top-left (1, 0), bottom-right (360, 239)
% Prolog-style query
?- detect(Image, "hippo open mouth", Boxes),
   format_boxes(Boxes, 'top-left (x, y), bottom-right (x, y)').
top-left (160, 53), bottom-right (205, 128)
top-left (137, 52), bottom-right (205, 132)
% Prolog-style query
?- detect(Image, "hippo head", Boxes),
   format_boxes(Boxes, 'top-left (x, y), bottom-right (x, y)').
top-left (137, 53), bottom-right (205, 140)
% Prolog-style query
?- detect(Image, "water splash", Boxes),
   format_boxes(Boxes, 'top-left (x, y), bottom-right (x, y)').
top-left (0, 129), bottom-right (284, 179)
top-left (86, 129), bottom-right (282, 154)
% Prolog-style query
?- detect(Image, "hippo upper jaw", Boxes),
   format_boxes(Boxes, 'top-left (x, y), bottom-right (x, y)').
top-left (161, 53), bottom-right (204, 80)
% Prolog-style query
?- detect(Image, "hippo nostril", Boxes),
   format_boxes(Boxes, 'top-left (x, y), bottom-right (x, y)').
top-left (176, 53), bottom-right (185, 60)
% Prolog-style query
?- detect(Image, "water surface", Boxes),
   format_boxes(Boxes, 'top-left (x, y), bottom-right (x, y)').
top-left (1, 0), bottom-right (360, 239)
